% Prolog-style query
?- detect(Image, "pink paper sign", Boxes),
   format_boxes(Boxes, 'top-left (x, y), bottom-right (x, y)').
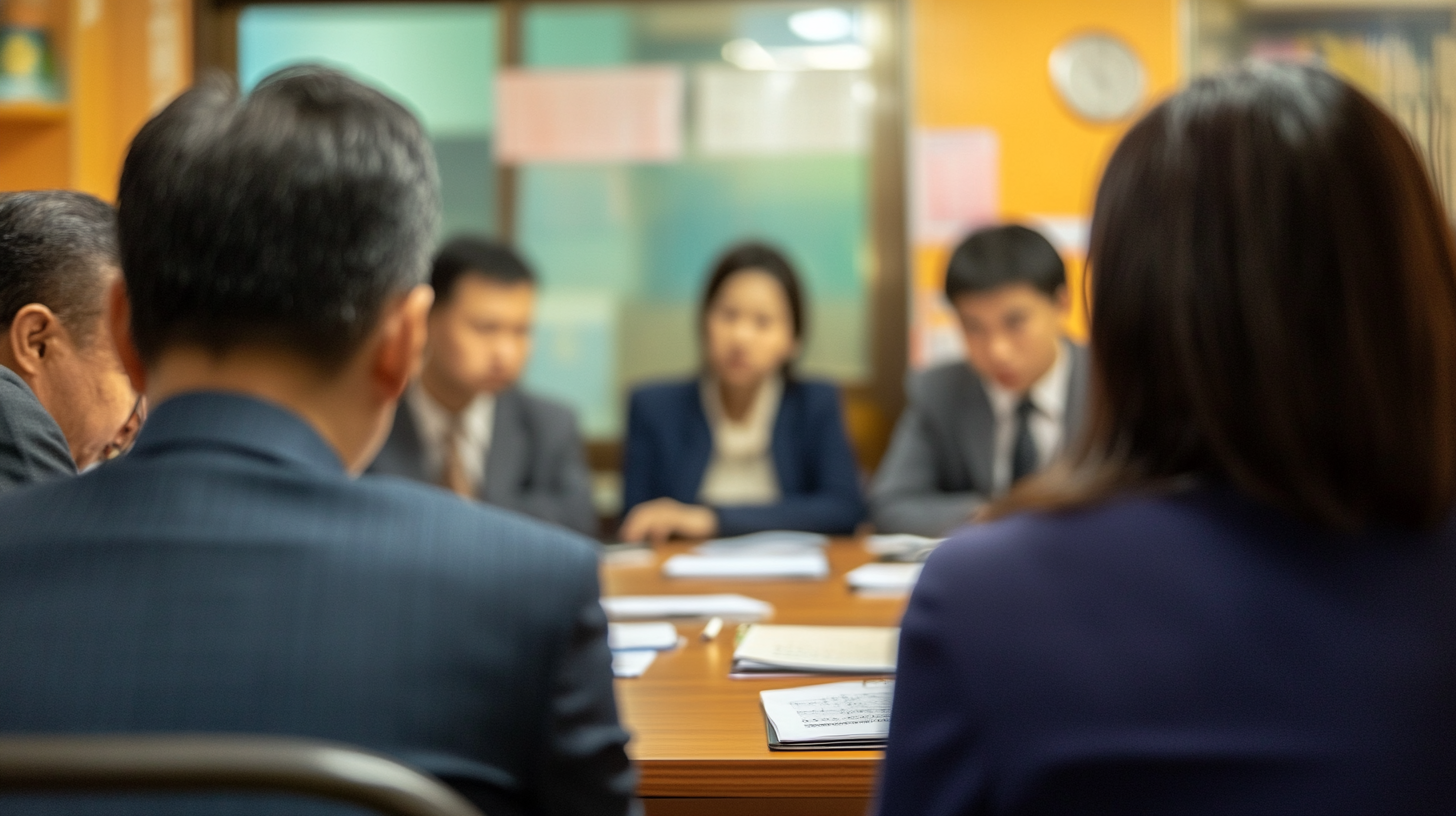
top-left (912, 128), bottom-right (1000, 244)
top-left (496, 66), bottom-right (683, 163)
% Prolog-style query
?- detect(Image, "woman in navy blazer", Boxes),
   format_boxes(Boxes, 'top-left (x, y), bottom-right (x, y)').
top-left (619, 243), bottom-right (866, 540)
top-left (879, 65), bottom-right (1456, 814)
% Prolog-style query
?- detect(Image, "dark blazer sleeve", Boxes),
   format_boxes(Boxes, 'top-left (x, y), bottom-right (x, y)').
top-left (713, 383), bottom-right (867, 536)
top-left (535, 544), bottom-right (640, 816)
top-left (0, 366), bottom-right (75, 493)
top-left (500, 396), bottom-right (597, 538)
top-left (620, 388), bottom-right (658, 516)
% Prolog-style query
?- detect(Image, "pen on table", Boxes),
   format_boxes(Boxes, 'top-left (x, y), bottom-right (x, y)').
top-left (701, 616), bottom-right (724, 642)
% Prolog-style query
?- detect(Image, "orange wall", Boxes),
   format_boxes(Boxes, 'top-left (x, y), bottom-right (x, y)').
top-left (909, 0), bottom-right (1182, 341)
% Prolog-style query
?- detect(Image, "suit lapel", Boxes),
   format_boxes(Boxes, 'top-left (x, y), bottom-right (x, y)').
top-left (680, 386), bottom-right (714, 504)
top-left (958, 367), bottom-right (996, 492)
top-left (483, 390), bottom-right (526, 503)
top-left (1062, 342), bottom-right (1091, 447)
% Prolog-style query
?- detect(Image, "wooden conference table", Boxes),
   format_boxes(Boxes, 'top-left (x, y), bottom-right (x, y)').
top-left (602, 538), bottom-right (908, 816)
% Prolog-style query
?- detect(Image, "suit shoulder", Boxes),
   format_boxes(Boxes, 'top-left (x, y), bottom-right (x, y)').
top-left (783, 378), bottom-right (844, 415)
top-left (353, 473), bottom-right (599, 570)
top-left (909, 361), bottom-right (982, 403)
top-left (628, 380), bottom-right (698, 412)
top-left (510, 388), bottom-right (581, 429)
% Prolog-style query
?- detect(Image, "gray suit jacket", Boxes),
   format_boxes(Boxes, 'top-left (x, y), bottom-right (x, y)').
top-left (870, 343), bottom-right (1090, 537)
top-left (0, 364), bottom-right (74, 493)
top-left (370, 387), bottom-right (597, 537)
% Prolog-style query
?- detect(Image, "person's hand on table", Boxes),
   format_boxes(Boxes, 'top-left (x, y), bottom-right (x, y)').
top-left (620, 498), bottom-right (718, 542)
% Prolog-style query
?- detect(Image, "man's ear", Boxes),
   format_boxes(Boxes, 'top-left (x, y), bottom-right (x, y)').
top-left (8, 303), bottom-right (62, 376)
top-left (371, 284), bottom-right (435, 400)
top-left (108, 278), bottom-right (147, 395)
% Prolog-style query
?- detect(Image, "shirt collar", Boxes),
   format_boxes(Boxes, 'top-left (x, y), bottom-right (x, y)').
top-left (129, 391), bottom-right (346, 475)
top-left (984, 341), bottom-right (1070, 420)
top-left (406, 383), bottom-right (495, 446)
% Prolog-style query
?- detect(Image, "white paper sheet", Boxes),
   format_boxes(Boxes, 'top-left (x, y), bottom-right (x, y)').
top-left (694, 531), bottom-right (828, 555)
top-left (663, 552), bottom-right (830, 580)
top-left (911, 127), bottom-right (1000, 244)
top-left (607, 622), bottom-right (680, 651)
top-left (864, 534), bottom-right (944, 562)
top-left (601, 594), bottom-right (774, 621)
top-left (611, 649), bottom-right (657, 678)
top-left (734, 624), bottom-right (899, 674)
top-left (845, 563), bottom-right (923, 592)
top-left (760, 680), bottom-right (894, 744)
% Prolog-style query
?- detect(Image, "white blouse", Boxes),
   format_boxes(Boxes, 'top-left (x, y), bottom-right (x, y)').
top-left (697, 376), bottom-right (783, 507)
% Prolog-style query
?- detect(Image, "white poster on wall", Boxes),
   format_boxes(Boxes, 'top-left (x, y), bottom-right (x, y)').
top-left (496, 66), bottom-right (684, 163)
top-left (694, 66), bottom-right (872, 156)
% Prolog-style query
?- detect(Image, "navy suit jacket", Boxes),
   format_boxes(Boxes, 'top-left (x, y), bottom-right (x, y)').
top-left (0, 393), bottom-right (635, 816)
top-left (879, 485), bottom-right (1456, 815)
top-left (621, 378), bottom-right (866, 536)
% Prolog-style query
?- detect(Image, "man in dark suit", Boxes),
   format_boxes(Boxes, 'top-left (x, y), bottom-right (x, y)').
top-left (0, 67), bottom-right (635, 816)
top-left (0, 191), bottom-right (140, 490)
top-left (369, 237), bottom-right (596, 536)
top-left (871, 225), bottom-right (1090, 537)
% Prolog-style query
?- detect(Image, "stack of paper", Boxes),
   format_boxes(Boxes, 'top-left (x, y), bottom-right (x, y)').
top-left (601, 594), bottom-right (773, 621)
top-left (761, 680), bottom-right (894, 750)
top-left (607, 622), bottom-right (681, 679)
top-left (661, 531), bottom-right (831, 579)
top-left (864, 534), bottom-right (944, 562)
top-left (663, 552), bottom-right (829, 579)
top-left (608, 622), bottom-right (680, 651)
top-left (732, 624), bottom-right (899, 675)
top-left (845, 563), bottom-right (923, 592)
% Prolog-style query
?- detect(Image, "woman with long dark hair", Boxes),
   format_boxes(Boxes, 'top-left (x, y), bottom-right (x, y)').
top-left (878, 64), bottom-right (1456, 814)
top-left (618, 242), bottom-right (866, 541)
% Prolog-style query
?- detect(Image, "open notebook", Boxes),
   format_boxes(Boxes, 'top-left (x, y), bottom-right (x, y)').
top-left (732, 624), bottom-right (899, 675)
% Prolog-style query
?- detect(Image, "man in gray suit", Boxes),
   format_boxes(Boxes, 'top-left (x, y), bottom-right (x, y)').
top-left (0, 191), bottom-right (140, 491)
top-left (370, 237), bottom-right (597, 536)
top-left (871, 224), bottom-right (1089, 537)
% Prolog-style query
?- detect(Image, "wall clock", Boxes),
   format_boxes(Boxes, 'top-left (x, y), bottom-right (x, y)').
top-left (1049, 34), bottom-right (1146, 123)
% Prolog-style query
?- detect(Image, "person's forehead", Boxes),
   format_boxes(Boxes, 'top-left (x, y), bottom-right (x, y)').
top-left (449, 273), bottom-right (535, 303)
top-left (951, 282), bottom-right (1057, 318)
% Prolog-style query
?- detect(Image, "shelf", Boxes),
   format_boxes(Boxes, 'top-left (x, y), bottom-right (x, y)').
top-left (0, 101), bottom-right (68, 124)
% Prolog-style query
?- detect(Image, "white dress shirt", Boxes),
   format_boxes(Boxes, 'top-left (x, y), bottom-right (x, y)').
top-left (985, 343), bottom-right (1071, 494)
top-left (697, 376), bottom-right (783, 507)
top-left (405, 384), bottom-right (496, 494)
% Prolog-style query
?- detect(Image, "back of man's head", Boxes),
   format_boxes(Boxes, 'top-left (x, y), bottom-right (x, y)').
top-left (431, 236), bottom-right (534, 306)
top-left (117, 66), bottom-right (440, 372)
top-left (0, 190), bottom-right (118, 347)
top-left (944, 224), bottom-right (1065, 302)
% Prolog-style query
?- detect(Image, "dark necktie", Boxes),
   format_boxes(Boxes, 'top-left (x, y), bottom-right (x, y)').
top-left (1011, 396), bottom-right (1039, 484)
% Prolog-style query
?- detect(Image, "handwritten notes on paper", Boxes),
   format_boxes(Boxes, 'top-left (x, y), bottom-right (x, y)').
top-left (496, 66), bottom-right (683, 163)
top-left (760, 680), bottom-right (893, 749)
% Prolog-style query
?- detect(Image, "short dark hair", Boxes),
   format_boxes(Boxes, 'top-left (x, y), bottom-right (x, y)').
top-left (0, 190), bottom-right (118, 347)
top-left (992, 63), bottom-right (1456, 532)
top-left (117, 66), bottom-right (440, 371)
top-left (944, 224), bottom-right (1065, 302)
top-left (431, 236), bottom-right (534, 306)
top-left (699, 242), bottom-right (806, 341)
